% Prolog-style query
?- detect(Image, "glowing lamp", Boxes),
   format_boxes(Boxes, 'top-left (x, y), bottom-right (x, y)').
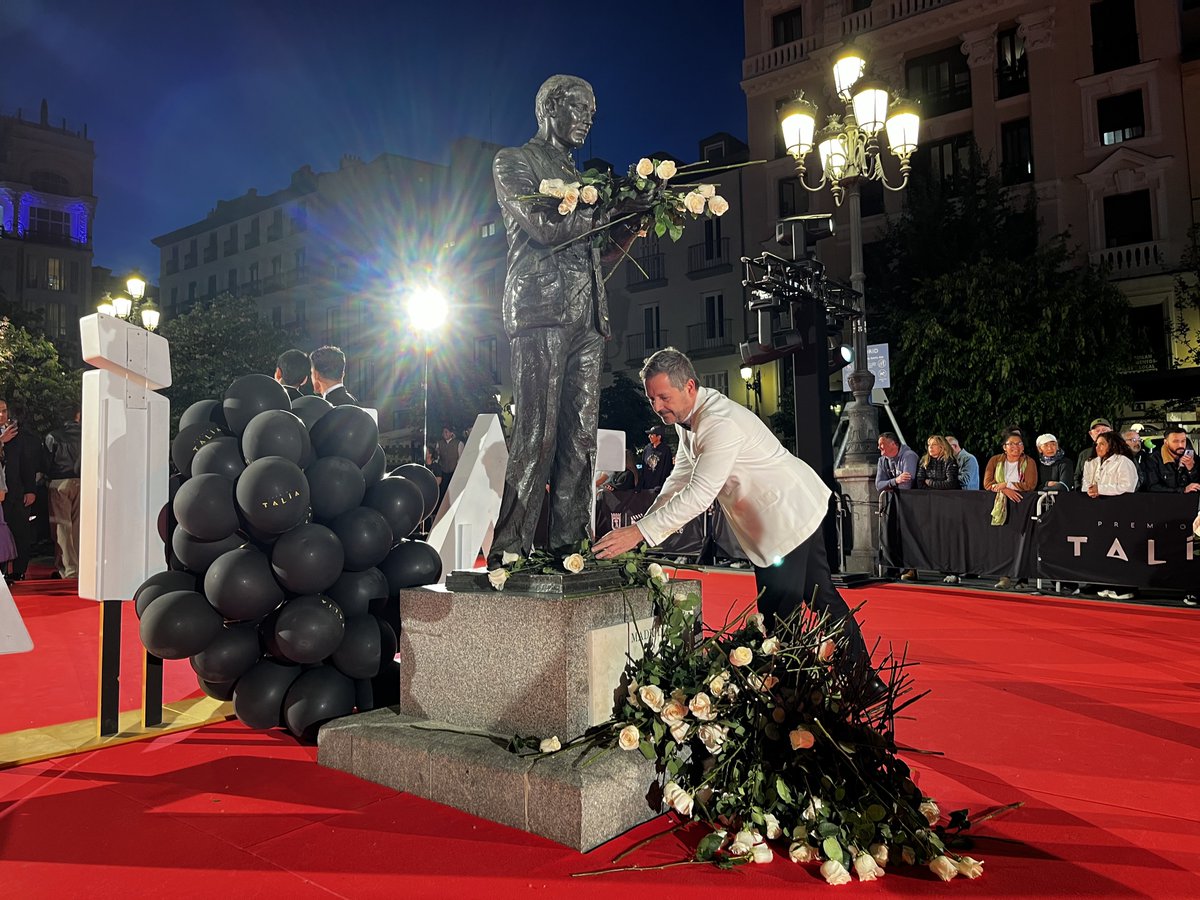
top-left (884, 100), bottom-right (921, 157)
top-left (112, 294), bottom-right (133, 319)
top-left (779, 97), bottom-right (818, 158)
top-left (126, 274), bottom-right (146, 301)
top-left (140, 302), bottom-right (160, 331)
top-left (817, 132), bottom-right (849, 181)
top-left (408, 285), bottom-right (449, 332)
top-left (833, 48), bottom-right (866, 100)
top-left (851, 79), bottom-right (890, 134)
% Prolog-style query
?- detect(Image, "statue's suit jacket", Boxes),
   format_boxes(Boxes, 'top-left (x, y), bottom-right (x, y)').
top-left (636, 388), bottom-right (832, 569)
top-left (493, 137), bottom-right (610, 339)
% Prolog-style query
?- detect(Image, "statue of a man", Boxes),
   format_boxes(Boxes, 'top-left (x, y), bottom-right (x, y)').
top-left (486, 75), bottom-right (638, 567)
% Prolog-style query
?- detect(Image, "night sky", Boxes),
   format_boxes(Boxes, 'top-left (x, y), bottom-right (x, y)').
top-left (1, 0), bottom-right (747, 281)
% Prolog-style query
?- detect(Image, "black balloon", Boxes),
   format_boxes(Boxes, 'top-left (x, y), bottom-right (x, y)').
top-left (134, 570), bottom-right (199, 618)
top-left (192, 435), bottom-right (246, 481)
top-left (140, 590), bottom-right (224, 659)
top-left (305, 456), bottom-right (366, 522)
top-left (242, 409), bottom-right (312, 467)
top-left (391, 463), bottom-right (440, 520)
top-left (362, 444), bottom-right (386, 484)
top-left (233, 658), bottom-right (303, 729)
top-left (271, 594), bottom-right (345, 664)
top-left (325, 568), bottom-right (389, 619)
top-left (330, 615), bottom-right (383, 679)
top-left (331, 507), bottom-right (392, 572)
top-left (290, 394), bottom-right (334, 431)
top-left (174, 473), bottom-right (239, 542)
top-left (180, 399), bottom-right (229, 432)
top-left (378, 539), bottom-right (442, 594)
top-left (363, 476), bottom-right (424, 541)
top-left (224, 373), bottom-right (292, 437)
top-left (235, 456), bottom-right (310, 535)
top-left (282, 665), bottom-right (356, 741)
top-left (197, 678), bottom-right (238, 701)
top-left (190, 624), bottom-right (262, 683)
top-left (310, 405), bottom-right (378, 467)
top-left (171, 526), bottom-right (245, 574)
top-left (204, 546), bottom-right (285, 621)
top-left (270, 523), bottom-right (344, 594)
top-left (172, 422), bottom-right (227, 477)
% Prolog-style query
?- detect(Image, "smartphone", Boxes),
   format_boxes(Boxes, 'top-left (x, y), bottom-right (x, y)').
top-left (1185, 449), bottom-right (1195, 459)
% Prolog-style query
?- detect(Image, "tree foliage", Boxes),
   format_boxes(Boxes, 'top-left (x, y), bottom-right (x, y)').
top-left (0, 318), bottom-right (82, 433)
top-left (599, 370), bottom-right (658, 449)
top-left (1168, 224), bottom-right (1200, 405)
top-left (158, 292), bottom-right (292, 425)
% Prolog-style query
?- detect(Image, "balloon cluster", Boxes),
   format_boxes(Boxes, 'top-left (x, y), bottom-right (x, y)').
top-left (135, 374), bottom-right (443, 741)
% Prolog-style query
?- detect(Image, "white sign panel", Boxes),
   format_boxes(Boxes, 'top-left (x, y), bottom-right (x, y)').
top-left (841, 342), bottom-right (891, 392)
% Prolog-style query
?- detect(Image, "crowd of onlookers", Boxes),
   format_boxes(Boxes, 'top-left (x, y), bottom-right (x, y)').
top-left (875, 417), bottom-right (1198, 603)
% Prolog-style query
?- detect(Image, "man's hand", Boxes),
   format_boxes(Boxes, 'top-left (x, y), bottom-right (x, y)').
top-left (0, 425), bottom-right (17, 444)
top-left (23, 492), bottom-right (35, 507)
top-left (896, 471), bottom-right (913, 485)
top-left (1185, 482), bottom-right (1200, 493)
top-left (1181, 452), bottom-right (1195, 471)
top-left (593, 525), bottom-right (644, 559)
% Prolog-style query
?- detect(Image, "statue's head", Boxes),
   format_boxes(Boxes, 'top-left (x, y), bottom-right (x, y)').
top-left (535, 74), bottom-right (595, 149)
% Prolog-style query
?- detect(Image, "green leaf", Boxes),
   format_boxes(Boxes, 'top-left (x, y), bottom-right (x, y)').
top-left (695, 831), bottom-right (724, 861)
top-left (822, 837), bottom-right (844, 865)
top-left (775, 777), bottom-right (793, 805)
top-left (653, 220), bottom-right (667, 238)
top-left (639, 740), bottom-right (656, 761)
top-left (866, 803), bottom-right (887, 822)
top-left (668, 223), bottom-right (684, 242)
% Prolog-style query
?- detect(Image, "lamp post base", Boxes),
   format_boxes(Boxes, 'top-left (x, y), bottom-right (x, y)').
top-left (835, 462), bottom-right (881, 576)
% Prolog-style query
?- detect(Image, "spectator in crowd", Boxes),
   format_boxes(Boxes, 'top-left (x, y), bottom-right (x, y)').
top-left (1081, 431), bottom-right (1141, 601)
top-left (984, 434), bottom-right (1038, 590)
top-left (1142, 425), bottom-right (1198, 494)
top-left (1034, 433), bottom-right (1073, 491)
top-left (875, 432), bottom-right (918, 492)
top-left (310, 346), bottom-right (357, 405)
top-left (945, 434), bottom-right (979, 490)
top-left (44, 406), bottom-right (82, 580)
top-left (274, 349), bottom-right (311, 399)
top-left (639, 425), bottom-right (673, 493)
top-left (915, 435), bottom-right (960, 490)
top-left (437, 425), bottom-right (463, 481)
top-left (1122, 429), bottom-right (1149, 490)
top-left (1073, 417), bottom-right (1111, 490)
top-left (0, 400), bottom-right (41, 584)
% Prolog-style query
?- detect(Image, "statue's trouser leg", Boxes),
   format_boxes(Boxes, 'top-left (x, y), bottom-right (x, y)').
top-left (546, 325), bottom-right (604, 553)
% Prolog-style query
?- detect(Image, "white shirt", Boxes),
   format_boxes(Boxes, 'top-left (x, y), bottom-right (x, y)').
top-left (1081, 454), bottom-right (1139, 495)
top-left (321, 382), bottom-right (345, 399)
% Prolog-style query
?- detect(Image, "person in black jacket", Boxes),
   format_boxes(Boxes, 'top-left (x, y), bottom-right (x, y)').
top-left (1143, 425), bottom-right (1199, 494)
top-left (274, 349), bottom-right (311, 400)
top-left (1034, 433), bottom-right (1073, 491)
top-left (0, 399), bottom-right (42, 583)
top-left (309, 345), bottom-right (358, 406)
top-left (44, 406), bottom-right (82, 579)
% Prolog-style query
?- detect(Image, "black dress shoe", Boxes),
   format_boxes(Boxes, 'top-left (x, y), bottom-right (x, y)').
top-left (862, 675), bottom-right (890, 706)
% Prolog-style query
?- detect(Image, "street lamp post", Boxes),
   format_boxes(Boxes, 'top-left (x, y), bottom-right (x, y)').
top-left (97, 273), bottom-right (160, 331)
top-left (778, 47), bottom-right (920, 573)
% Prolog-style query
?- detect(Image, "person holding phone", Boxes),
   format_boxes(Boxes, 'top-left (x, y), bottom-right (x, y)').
top-left (1143, 425), bottom-right (1199, 493)
top-left (0, 399), bottom-right (41, 584)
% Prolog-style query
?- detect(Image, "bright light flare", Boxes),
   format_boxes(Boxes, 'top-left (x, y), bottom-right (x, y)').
top-left (408, 285), bottom-right (449, 332)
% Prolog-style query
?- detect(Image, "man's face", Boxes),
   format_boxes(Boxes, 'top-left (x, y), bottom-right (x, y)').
top-left (648, 433), bottom-right (661, 447)
top-left (1124, 432), bottom-right (1142, 453)
top-left (546, 86), bottom-right (595, 149)
top-left (442, 428), bottom-right (454, 442)
top-left (877, 438), bottom-right (898, 458)
top-left (1164, 431), bottom-right (1188, 457)
top-left (0, 402), bottom-right (8, 425)
top-left (947, 438), bottom-right (961, 454)
top-left (644, 373), bottom-right (696, 426)
top-left (1037, 439), bottom-right (1058, 456)
top-left (1089, 424), bottom-right (1107, 442)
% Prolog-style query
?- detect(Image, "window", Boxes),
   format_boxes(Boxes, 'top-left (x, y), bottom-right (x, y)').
top-left (225, 224), bottom-right (238, 257)
top-left (268, 209), bottom-right (283, 240)
top-left (30, 171), bottom-right (70, 194)
top-left (701, 372), bottom-right (730, 396)
top-left (1000, 118), bottom-right (1034, 184)
top-left (475, 335), bottom-right (499, 383)
top-left (996, 28), bottom-right (1028, 98)
top-left (643, 305), bottom-right (662, 349)
top-left (25, 259), bottom-right (38, 288)
top-left (702, 140), bottom-right (726, 163)
top-left (771, 7), bottom-right (803, 47)
top-left (1091, 0), bottom-right (1139, 74)
top-left (245, 218), bottom-right (260, 249)
top-left (1103, 190), bottom-right (1153, 247)
top-left (1127, 303), bottom-right (1168, 371)
top-left (248, 261), bottom-right (259, 284)
top-left (703, 217), bottom-right (722, 260)
top-left (228, 267), bottom-right (238, 291)
top-left (170, 287), bottom-right (178, 308)
top-left (188, 281), bottom-right (197, 301)
top-left (1097, 90), bottom-right (1145, 145)
top-left (480, 221), bottom-right (497, 238)
top-left (44, 301), bottom-right (66, 337)
top-left (906, 46), bottom-right (971, 118)
top-left (46, 257), bottom-right (63, 291)
top-left (271, 255), bottom-right (283, 276)
top-left (328, 307), bottom-right (343, 345)
top-left (778, 176), bottom-right (809, 218)
top-left (294, 247), bottom-right (306, 270)
top-left (69, 261), bottom-right (79, 293)
top-left (291, 203), bottom-right (308, 234)
top-left (185, 238), bottom-right (197, 269)
top-left (207, 274), bottom-right (217, 297)
top-left (704, 293), bottom-right (725, 339)
top-left (915, 133), bottom-right (972, 192)
top-left (28, 206), bottom-right (70, 238)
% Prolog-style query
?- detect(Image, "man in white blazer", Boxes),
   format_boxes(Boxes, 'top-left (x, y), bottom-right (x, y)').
top-left (594, 348), bottom-right (873, 673)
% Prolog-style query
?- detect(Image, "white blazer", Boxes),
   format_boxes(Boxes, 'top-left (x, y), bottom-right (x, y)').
top-left (636, 387), bottom-right (831, 568)
top-left (1081, 454), bottom-right (1139, 495)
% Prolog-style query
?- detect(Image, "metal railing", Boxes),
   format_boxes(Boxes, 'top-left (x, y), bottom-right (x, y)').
top-left (626, 331), bottom-right (669, 364)
top-left (687, 238), bottom-right (731, 276)
top-left (687, 319), bottom-right (733, 354)
top-left (626, 253), bottom-right (667, 288)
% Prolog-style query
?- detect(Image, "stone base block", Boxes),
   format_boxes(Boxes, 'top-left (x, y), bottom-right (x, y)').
top-left (318, 707), bottom-right (661, 851)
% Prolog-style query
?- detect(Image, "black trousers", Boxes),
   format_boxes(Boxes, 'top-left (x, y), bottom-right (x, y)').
top-left (3, 495), bottom-right (32, 577)
top-left (754, 521), bottom-right (870, 665)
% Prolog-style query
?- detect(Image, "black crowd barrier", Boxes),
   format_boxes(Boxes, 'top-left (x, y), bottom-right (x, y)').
top-left (594, 490), bottom-right (750, 560)
top-left (883, 489), bottom-right (1198, 589)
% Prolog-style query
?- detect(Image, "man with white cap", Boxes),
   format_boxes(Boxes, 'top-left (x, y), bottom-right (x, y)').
top-left (1034, 433), bottom-right (1073, 491)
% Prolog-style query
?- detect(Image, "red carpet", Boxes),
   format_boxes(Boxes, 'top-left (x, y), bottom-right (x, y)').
top-left (2, 572), bottom-right (1199, 897)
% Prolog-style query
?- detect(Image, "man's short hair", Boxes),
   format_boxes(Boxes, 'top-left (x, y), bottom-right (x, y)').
top-left (944, 434), bottom-right (959, 444)
top-left (534, 74), bottom-right (593, 125)
top-left (310, 345), bottom-right (346, 381)
top-left (1164, 424), bottom-right (1188, 439)
top-left (277, 349), bottom-right (310, 386)
top-left (878, 431), bottom-right (900, 446)
top-left (639, 347), bottom-right (698, 391)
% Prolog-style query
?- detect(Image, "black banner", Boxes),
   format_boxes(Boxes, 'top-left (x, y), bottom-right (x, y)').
top-left (594, 490), bottom-right (707, 557)
top-left (1035, 492), bottom-right (1198, 589)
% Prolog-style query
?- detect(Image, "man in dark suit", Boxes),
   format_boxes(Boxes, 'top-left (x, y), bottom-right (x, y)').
top-left (486, 74), bottom-right (646, 566)
top-left (310, 345), bottom-right (357, 406)
top-left (0, 399), bottom-right (42, 583)
top-left (274, 349), bottom-right (311, 400)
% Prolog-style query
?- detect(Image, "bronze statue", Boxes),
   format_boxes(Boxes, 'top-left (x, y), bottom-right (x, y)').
top-left (486, 75), bottom-right (643, 567)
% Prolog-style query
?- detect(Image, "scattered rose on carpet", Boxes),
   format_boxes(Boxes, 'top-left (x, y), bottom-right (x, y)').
top-left (1192, 513), bottom-right (1200, 538)
top-left (707, 194), bottom-right (729, 216)
top-left (789, 726), bottom-right (815, 750)
top-left (929, 855), bottom-right (959, 881)
top-left (683, 191), bottom-right (707, 215)
top-left (639, 684), bottom-right (665, 712)
top-left (697, 183), bottom-right (716, 198)
top-left (763, 813), bottom-right (783, 840)
top-left (954, 856), bottom-right (984, 878)
top-left (761, 636), bottom-right (781, 655)
top-left (663, 781), bottom-right (694, 816)
top-left (636, 157), bottom-right (654, 177)
top-left (539, 736), bottom-right (561, 753)
top-left (854, 852), bottom-right (885, 881)
top-left (919, 799), bottom-right (940, 825)
top-left (579, 184), bottom-right (599, 204)
top-left (697, 723), bottom-right (727, 754)
top-left (617, 724), bottom-right (640, 750)
top-left (729, 830), bottom-right (757, 856)
top-left (655, 159), bottom-right (677, 181)
top-left (789, 841), bottom-right (819, 863)
top-left (751, 842), bottom-right (773, 864)
top-left (688, 691), bottom-right (716, 721)
top-left (487, 568), bottom-right (509, 590)
top-left (901, 846), bottom-right (917, 866)
top-left (660, 698), bottom-right (687, 725)
top-left (869, 843), bottom-right (888, 866)
top-left (562, 553), bottom-right (585, 574)
top-left (820, 859), bottom-right (853, 885)
top-left (729, 646), bottom-right (753, 667)
top-left (501, 551), bottom-right (520, 565)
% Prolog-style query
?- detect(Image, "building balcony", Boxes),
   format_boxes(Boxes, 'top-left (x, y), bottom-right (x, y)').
top-left (687, 238), bottom-right (732, 278)
top-left (1090, 241), bottom-right (1164, 279)
top-left (626, 253), bottom-right (667, 291)
top-left (687, 320), bottom-right (734, 357)
top-left (244, 233), bottom-right (260, 250)
top-left (183, 252), bottom-right (197, 269)
top-left (223, 239), bottom-right (237, 257)
top-left (240, 280), bottom-right (262, 298)
top-left (203, 245), bottom-right (217, 263)
top-left (743, 35), bottom-right (819, 79)
top-left (626, 331), bottom-right (669, 365)
top-left (165, 259), bottom-right (179, 275)
top-left (267, 223), bottom-right (283, 241)
top-left (261, 267), bottom-right (314, 294)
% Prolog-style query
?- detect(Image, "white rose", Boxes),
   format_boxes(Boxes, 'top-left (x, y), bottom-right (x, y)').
top-left (729, 646), bottom-right (753, 667)
top-left (539, 736), bottom-right (561, 753)
top-left (820, 859), bottom-right (853, 885)
top-left (697, 723), bottom-right (727, 754)
top-left (869, 843), bottom-right (888, 867)
top-left (707, 670), bottom-right (727, 694)
top-left (501, 551), bottom-right (520, 565)
top-left (557, 196), bottom-right (577, 215)
top-left (707, 194), bottom-right (730, 216)
top-left (562, 553), bottom-right (585, 574)
top-left (669, 721), bottom-right (689, 742)
top-left (900, 846), bottom-right (917, 866)
top-left (638, 684), bottom-right (665, 712)
top-left (762, 813), bottom-right (782, 840)
top-left (954, 856), bottom-right (984, 879)
top-left (636, 157), bottom-right (654, 178)
top-left (579, 184), bottom-right (599, 204)
top-left (751, 843), bottom-right (773, 864)
top-left (919, 799), bottom-right (940, 825)
top-left (802, 797), bottom-right (824, 821)
top-left (626, 680), bottom-right (640, 707)
top-left (539, 177), bottom-right (567, 197)
top-left (688, 691), bottom-right (716, 721)
top-left (655, 159), bottom-right (677, 181)
top-left (761, 636), bottom-right (781, 655)
top-left (647, 562), bottom-right (668, 585)
top-left (722, 682), bottom-right (740, 700)
top-left (789, 726), bottom-right (815, 750)
top-left (697, 183), bottom-right (716, 198)
top-left (1193, 512), bottom-right (1200, 538)
top-left (617, 724), bottom-right (640, 750)
top-left (853, 852), bottom-right (885, 881)
top-left (660, 698), bottom-right (687, 725)
top-left (487, 568), bottom-right (509, 590)
top-left (746, 613), bottom-right (767, 635)
top-left (788, 841), bottom-right (819, 863)
top-left (672, 590), bottom-right (690, 606)
top-left (729, 829), bottom-right (756, 856)
top-left (663, 781), bottom-right (694, 816)
top-left (683, 191), bottom-right (707, 215)
top-left (928, 855), bottom-right (958, 881)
